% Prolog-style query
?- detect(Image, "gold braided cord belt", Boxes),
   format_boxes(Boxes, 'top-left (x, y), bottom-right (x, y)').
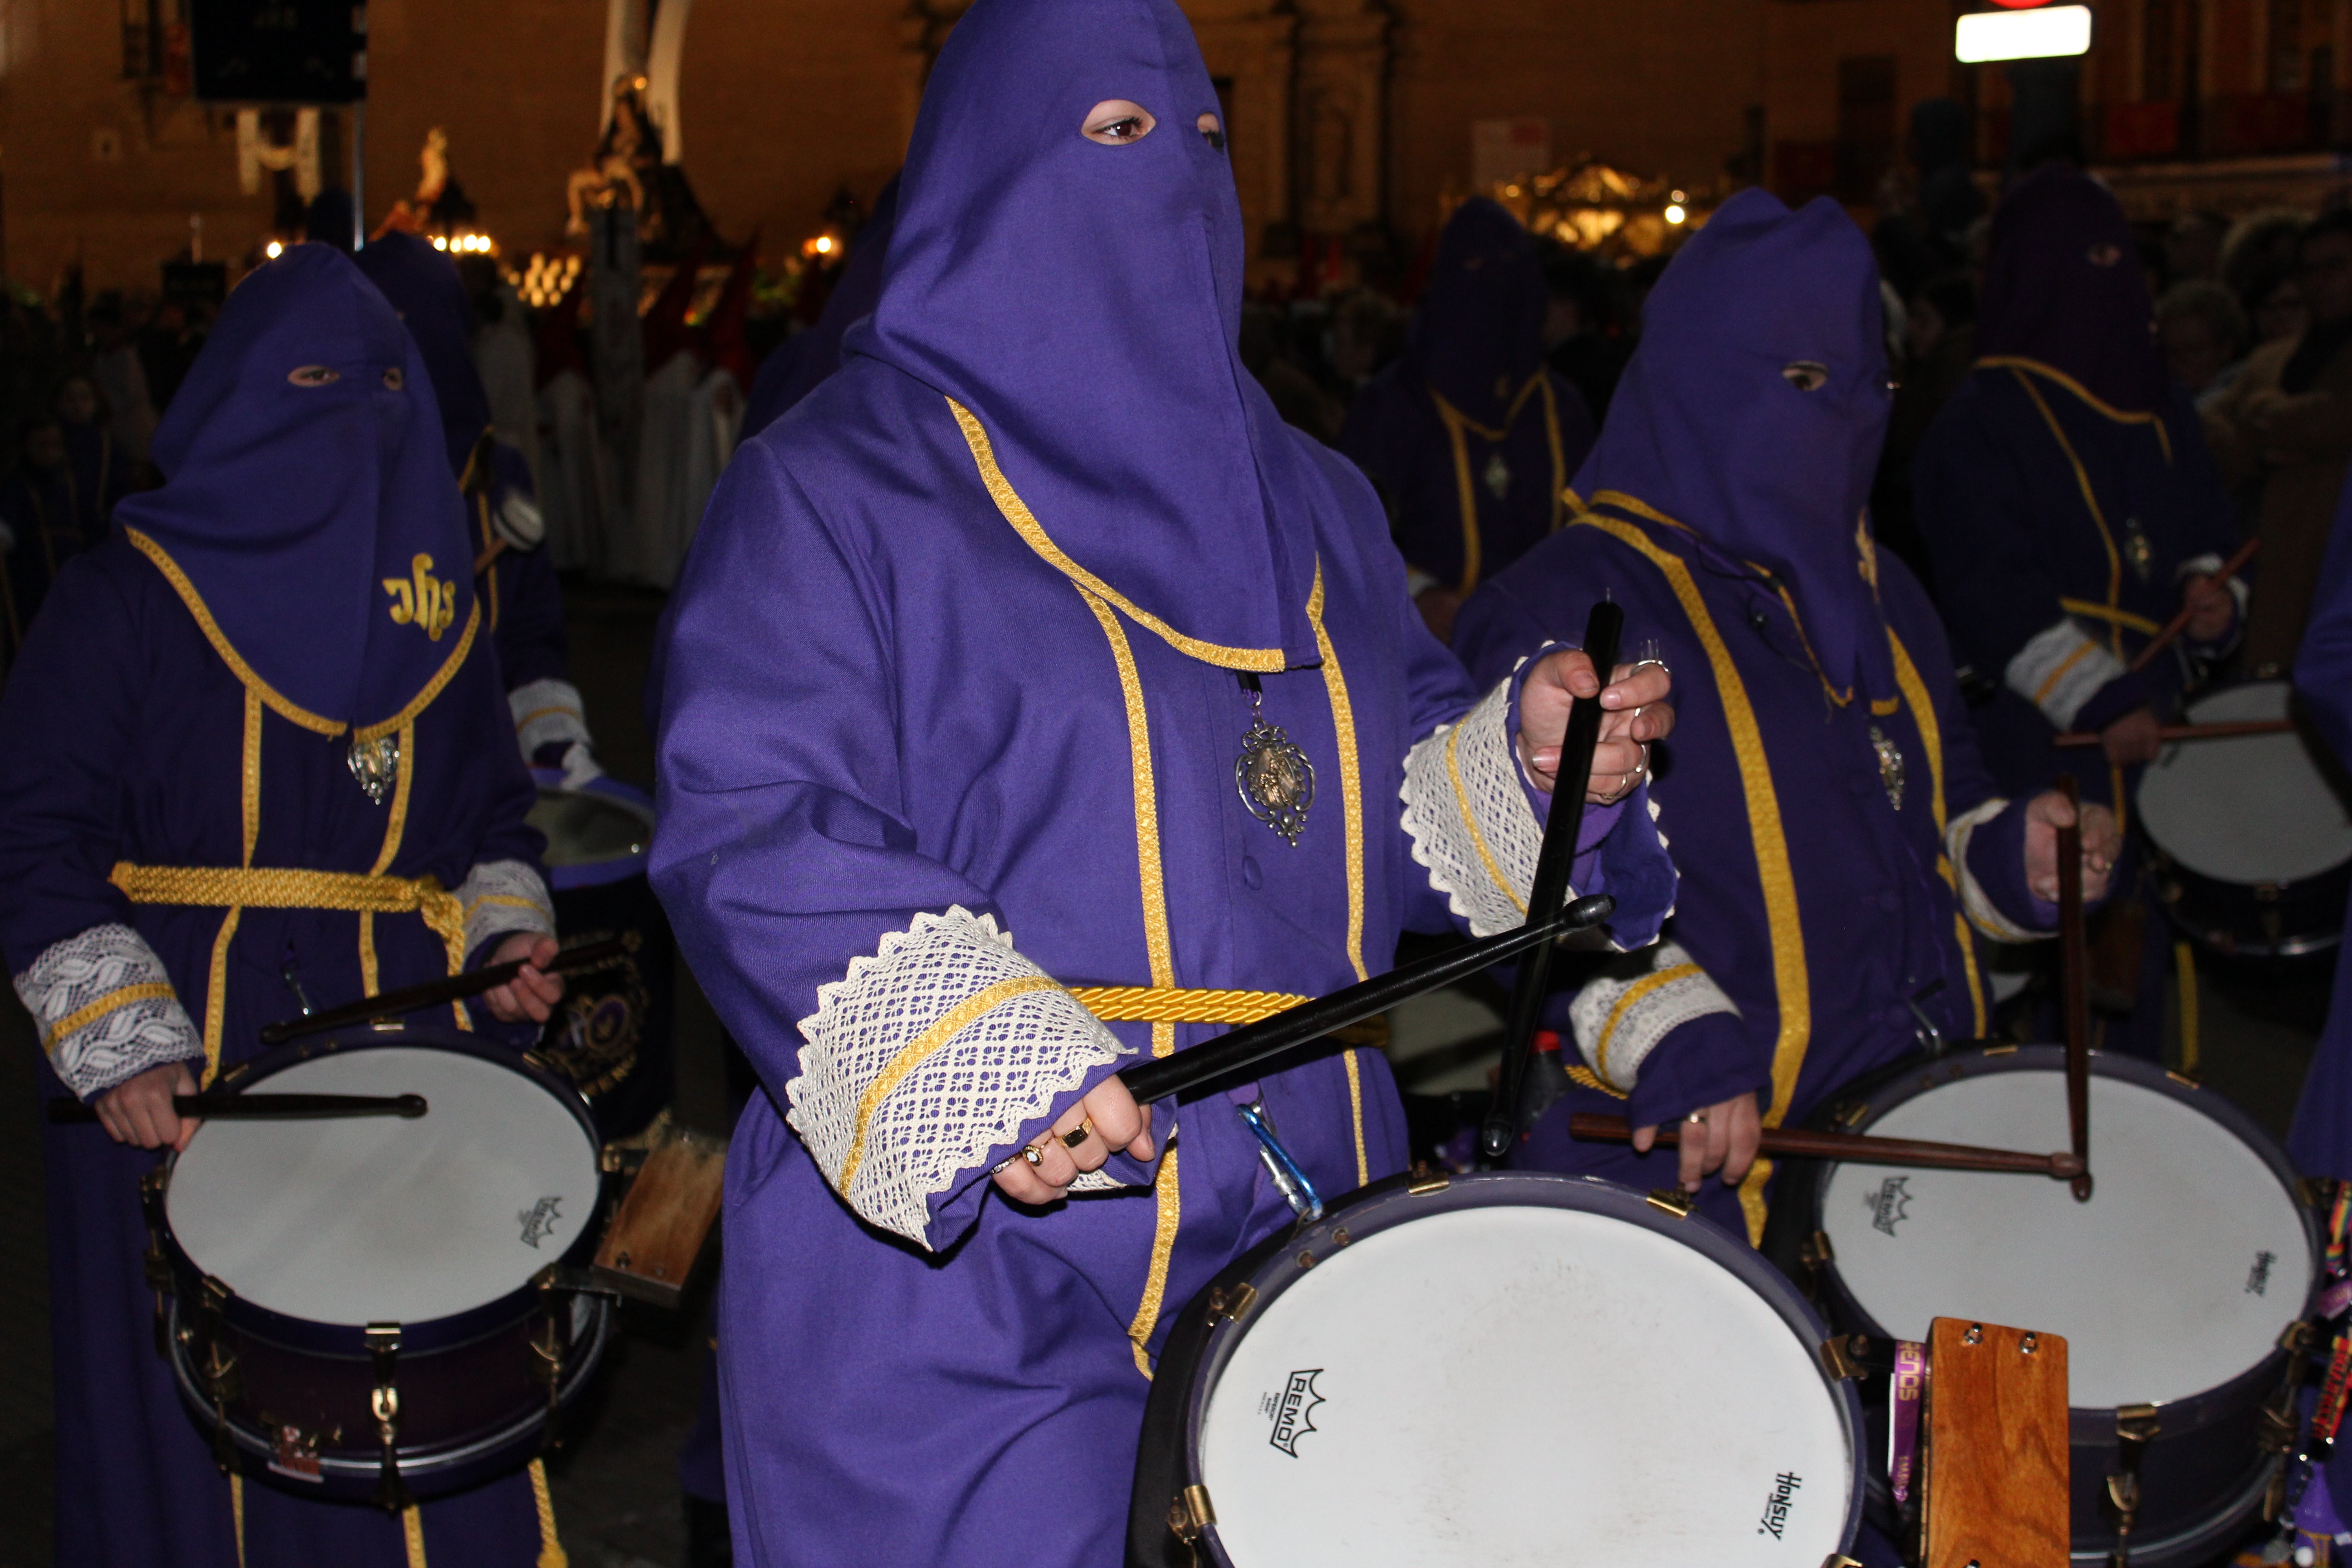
top-left (1067, 986), bottom-right (1307, 1024)
top-left (108, 862), bottom-right (469, 972)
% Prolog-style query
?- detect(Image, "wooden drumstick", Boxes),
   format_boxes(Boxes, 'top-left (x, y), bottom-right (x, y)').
top-left (1566, 1114), bottom-right (2086, 1180)
top-left (1480, 597), bottom-right (1623, 1167)
top-left (257, 931), bottom-right (639, 1046)
top-left (2051, 718), bottom-right (2293, 748)
top-left (2127, 535), bottom-right (2258, 674)
top-left (2056, 774), bottom-right (2092, 1201)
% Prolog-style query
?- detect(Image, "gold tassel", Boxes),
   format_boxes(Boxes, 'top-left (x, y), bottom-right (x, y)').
top-left (529, 1458), bottom-right (568, 1568)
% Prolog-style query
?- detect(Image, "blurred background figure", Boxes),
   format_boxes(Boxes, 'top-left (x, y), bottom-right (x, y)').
top-left (2158, 280), bottom-right (2250, 405)
top-left (2205, 209), bottom-right (2352, 672)
top-left (1340, 196), bottom-right (1595, 642)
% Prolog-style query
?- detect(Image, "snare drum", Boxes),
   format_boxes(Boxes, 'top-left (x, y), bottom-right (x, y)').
top-left (1130, 1170), bottom-right (1863, 1567)
top-left (154, 1024), bottom-right (613, 1502)
top-left (2138, 681), bottom-right (2352, 957)
top-left (1803, 1045), bottom-right (2318, 1566)
top-left (527, 772), bottom-right (676, 1139)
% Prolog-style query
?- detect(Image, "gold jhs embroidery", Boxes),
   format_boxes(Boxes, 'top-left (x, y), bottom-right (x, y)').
top-left (383, 553), bottom-right (457, 642)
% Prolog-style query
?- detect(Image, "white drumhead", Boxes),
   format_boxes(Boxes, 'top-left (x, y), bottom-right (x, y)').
top-left (2138, 682), bottom-right (2352, 884)
top-left (1200, 1205), bottom-right (1852, 1566)
top-left (167, 1045), bottom-right (601, 1326)
top-left (1821, 1067), bottom-right (2309, 1409)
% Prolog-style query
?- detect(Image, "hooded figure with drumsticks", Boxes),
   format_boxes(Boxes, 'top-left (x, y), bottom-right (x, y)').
top-left (1453, 192), bottom-right (2121, 1284)
top-left (0, 246), bottom-right (568, 1567)
top-left (1913, 167), bottom-right (2244, 1060)
top-left (646, 0), bottom-right (1678, 1560)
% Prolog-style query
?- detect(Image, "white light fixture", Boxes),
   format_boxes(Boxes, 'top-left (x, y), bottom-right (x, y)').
top-left (1955, 5), bottom-right (2092, 63)
top-left (1664, 204), bottom-right (1687, 225)
top-left (265, 240), bottom-right (284, 258)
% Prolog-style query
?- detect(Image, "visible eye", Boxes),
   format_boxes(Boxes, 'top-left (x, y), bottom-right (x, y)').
top-left (1197, 112), bottom-right (1225, 152)
top-left (2088, 242), bottom-right (2122, 267)
top-left (382, 366), bottom-right (405, 391)
top-left (1782, 360), bottom-right (1829, 392)
top-left (1082, 99), bottom-right (1156, 146)
top-left (287, 365), bottom-right (340, 387)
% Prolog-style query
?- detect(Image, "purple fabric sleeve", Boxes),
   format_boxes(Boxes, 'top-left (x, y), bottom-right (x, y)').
top-left (1624, 1009), bottom-right (1772, 1126)
top-left (2070, 668), bottom-right (2153, 735)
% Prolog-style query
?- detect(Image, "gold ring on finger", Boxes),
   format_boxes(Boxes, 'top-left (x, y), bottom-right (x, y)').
top-left (1021, 1144), bottom-right (1045, 1166)
top-left (1060, 1117), bottom-right (1094, 1150)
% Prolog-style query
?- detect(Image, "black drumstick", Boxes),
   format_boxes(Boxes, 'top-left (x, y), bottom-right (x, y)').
top-left (48, 1093), bottom-right (429, 1124)
top-left (1480, 598), bottom-right (1624, 1166)
top-left (258, 931), bottom-right (638, 1045)
top-left (1117, 895), bottom-right (1615, 1107)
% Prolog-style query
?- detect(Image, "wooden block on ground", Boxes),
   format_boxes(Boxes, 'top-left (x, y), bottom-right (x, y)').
top-left (1924, 1316), bottom-right (2071, 1568)
top-left (593, 1125), bottom-right (726, 1308)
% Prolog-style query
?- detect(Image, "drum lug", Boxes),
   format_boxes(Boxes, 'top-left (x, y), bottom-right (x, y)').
top-left (194, 1275), bottom-right (240, 1474)
top-left (1204, 1283), bottom-right (1257, 1328)
top-left (2102, 1402), bottom-right (2161, 1565)
top-left (1406, 1165), bottom-right (1450, 1196)
top-left (1644, 1187), bottom-right (1695, 1219)
top-left (1797, 1231), bottom-right (1836, 1301)
top-left (1820, 1334), bottom-right (1865, 1381)
top-left (365, 1322), bottom-right (413, 1513)
top-left (2280, 1319), bottom-right (2320, 1357)
top-left (1166, 1483), bottom-right (1216, 1544)
top-left (1822, 1556), bottom-right (1863, 1568)
top-left (2300, 1176), bottom-right (2336, 1210)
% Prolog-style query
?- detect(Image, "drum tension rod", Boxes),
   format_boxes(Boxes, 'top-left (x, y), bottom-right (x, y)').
top-left (367, 1322), bottom-right (413, 1512)
top-left (198, 1275), bottom-right (239, 1474)
top-left (139, 1169), bottom-right (173, 1359)
top-left (2104, 1403), bottom-right (2161, 1568)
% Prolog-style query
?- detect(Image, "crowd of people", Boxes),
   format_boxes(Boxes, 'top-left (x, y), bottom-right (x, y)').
top-left (10, 0), bottom-right (2352, 1563)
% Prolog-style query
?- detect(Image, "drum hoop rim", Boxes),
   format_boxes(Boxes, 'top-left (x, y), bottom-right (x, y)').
top-left (157, 1025), bottom-right (611, 1354)
top-left (1799, 1042), bottom-right (2321, 1427)
top-left (1164, 1169), bottom-right (1867, 1563)
top-left (2138, 678), bottom-right (2352, 883)
top-left (529, 779), bottom-right (656, 888)
top-left (164, 1294), bottom-right (614, 1491)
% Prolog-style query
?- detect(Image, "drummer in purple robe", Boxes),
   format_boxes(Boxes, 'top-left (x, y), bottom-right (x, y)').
top-left (648, 0), bottom-right (1676, 1561)
top-left (358, 231), bottom-right (605, 788)
top-left (0, 245), bottom-right (568, 1568)
top-left (1911, 167), bottom-right (2240, 1059)
top-left (1338, 196), bottom-right (1597, 645)
top-left (1454, 192), bottom-right (2121, 1255)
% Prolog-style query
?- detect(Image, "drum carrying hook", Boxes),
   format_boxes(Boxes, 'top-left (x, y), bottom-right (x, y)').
top-left (1237, 1101), bottom-right (1322, 1224)
top-left (366, 1322), bottom-right (413, 1512)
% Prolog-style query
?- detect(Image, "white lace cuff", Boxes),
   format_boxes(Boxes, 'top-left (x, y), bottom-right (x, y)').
top-left (458, 859), bottom-right (556, 957)
top-left (1567, 940), bottom-right (1739, 1093)
top-left (2005, 618), bottom-right (2126, 731)
top-left (1401, 671), bottom-right (1544, 937)
top-left (13, 923), bottom-right (201, 1099)
top-left (788, 906), bottom-right (1129, 1248)
top-left (1946, 797), bottom-right (2039, 942)
top-left (510, 677), bottom-right (593, 760)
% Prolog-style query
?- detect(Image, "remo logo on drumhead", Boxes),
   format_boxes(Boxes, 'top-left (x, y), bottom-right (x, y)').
top-left (1261, 1371), bottom-right (1326, 1457)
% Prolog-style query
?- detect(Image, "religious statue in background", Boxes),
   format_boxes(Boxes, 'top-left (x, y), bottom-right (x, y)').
top-left (565, 72), bottom-right (714, 260)
top-left (376, 125), bottom-right (480, 240)
top-left (568, 75), bottom-right (656, 239)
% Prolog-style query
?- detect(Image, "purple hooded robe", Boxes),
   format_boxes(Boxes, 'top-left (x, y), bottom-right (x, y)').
top-left (1911, 167), bottom-right (2242, 1057)
top-left (647, 2), bottom-right (1674, 1562)
top-left (1339, 197), bottom-right (1597, 605)
top-left (1457, 191), bottom-right (2061, 1244)
top-left (0, 245), bottom-right (561, 1567)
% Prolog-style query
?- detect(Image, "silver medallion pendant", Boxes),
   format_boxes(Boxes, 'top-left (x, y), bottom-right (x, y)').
top-left (1482, 451), bottom-right (1512, 500)
top-left (348, 732), bottom-right (401, 805)
top-left (1235, 687), bottom-right (1314, 846)
top-left (1868, 724), bottom-right (1906, 811)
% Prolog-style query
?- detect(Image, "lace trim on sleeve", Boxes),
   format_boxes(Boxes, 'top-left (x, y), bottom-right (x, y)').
top-left (13, 923), bottom-right (201, 1099)
top-left (509, 677), bottom-right (593, 758)
top-left (458, 859), bottom-right (556, 957)
top-left (788, 906), bottom-right (1129, 1248)
top-left (1567, 939), bottom-right (1739, 1093)
top-left (1946, 797), bottom-right (2041, 942)
top-left (2005, 619), bottom-right (2126, 732)
top-left (1400, 671), bottom-right (1546, 937)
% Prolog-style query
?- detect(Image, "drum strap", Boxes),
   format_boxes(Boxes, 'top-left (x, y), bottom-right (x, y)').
top-left (107, 863), bottom-right (469, 976)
